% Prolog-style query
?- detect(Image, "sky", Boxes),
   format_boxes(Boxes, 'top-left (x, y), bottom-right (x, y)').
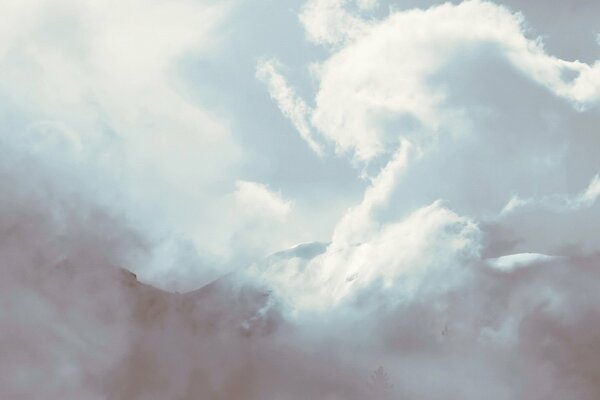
top-left (1, 0), bottom-right (600, 399)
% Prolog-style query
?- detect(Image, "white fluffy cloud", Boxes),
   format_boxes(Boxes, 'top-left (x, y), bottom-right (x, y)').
top-left (276, 0), bottom-right (600, 163)
top-left (0, 0), bottom-right (237, 211)
top-left (235, 180), bottom-right (292, 219)
top-left (257, 199), bottom-right (481, 311)
top-left (251, 142), bottom-right (481, 311)
top-left (259, 0), bottom-right (600, 275)
top-left (0, 0), bottom-right (313, 285)
top-left (299, 0), bottom-right (373, 46)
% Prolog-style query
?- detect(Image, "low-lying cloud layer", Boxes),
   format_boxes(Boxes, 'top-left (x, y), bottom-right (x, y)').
top-left (2, 0), bottom-right (600, 399)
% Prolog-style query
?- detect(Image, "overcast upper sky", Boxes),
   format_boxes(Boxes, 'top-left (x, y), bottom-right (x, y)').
top-left (2, 0), bottom-right (600, 399)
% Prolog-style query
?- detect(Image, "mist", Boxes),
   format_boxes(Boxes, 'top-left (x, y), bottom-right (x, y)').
top-left (2, 0), bottom-right (600, 399)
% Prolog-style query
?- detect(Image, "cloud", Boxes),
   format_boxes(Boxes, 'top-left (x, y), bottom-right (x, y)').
top-left (356, 0), bottom-right (379, 11)
top-left (234, 180), bottom-right (292, 219)
top-left (246, 1), bottom-right (600, 397)
top-left (329, 142), bottom-right (412, 246)
top-left (256, 59), bottom-right (323, 154)
top-left (0, 0), bottom-right (292, 285)
top-left (501, 173), bottom-right (600, 215)
top-left (4, 0), bottom-right (600, 399)
top-left (227, 180), bottom-right (313, 265)
top-left (485, 252), bottom-right (563, 272)
top-left (7, 167), bottom-right (600, 399)
top-left (251, 142), bottom-right (481, 312)
top-left (0, 153), bottom-right (143, 398)
top-left (299, 0), bottom-right (373, 46)
top-left (278, 0), bottom-right (600, 163)
top-left (261, 0), bottom-right (600, 255)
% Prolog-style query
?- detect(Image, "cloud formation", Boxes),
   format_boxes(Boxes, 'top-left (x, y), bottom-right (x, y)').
top-left (292, 0), bottom-right (600, 163)
top-left (2, 0), bottom-right (600, 399)
top-left (256, 59), bottom-right (323, 154)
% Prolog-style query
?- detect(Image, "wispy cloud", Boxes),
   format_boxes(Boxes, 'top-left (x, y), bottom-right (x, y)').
top-left (256, 58), bottom-right (323, 155)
